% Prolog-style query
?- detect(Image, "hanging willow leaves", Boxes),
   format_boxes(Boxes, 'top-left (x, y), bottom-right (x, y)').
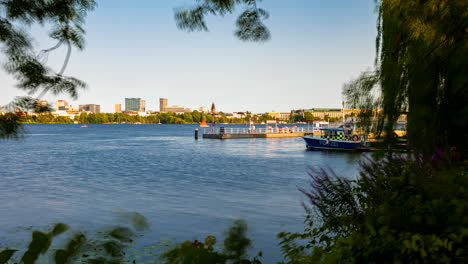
top-left (343, 0), bottom-right (468, 156)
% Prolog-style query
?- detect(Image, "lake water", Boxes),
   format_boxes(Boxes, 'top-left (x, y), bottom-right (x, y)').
top-left (0, 124), bottom-right (362, 262)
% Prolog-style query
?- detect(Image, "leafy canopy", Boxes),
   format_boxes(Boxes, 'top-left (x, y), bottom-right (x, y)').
top-left (175, 0), bottom-right (270, 42)
top-left (343, 0), bottom-right (468, 156)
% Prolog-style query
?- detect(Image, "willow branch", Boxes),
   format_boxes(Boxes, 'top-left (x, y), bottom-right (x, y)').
top-left (37, 41), bottom-right (72, 99)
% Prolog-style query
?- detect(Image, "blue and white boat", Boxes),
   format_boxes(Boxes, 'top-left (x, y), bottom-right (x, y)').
top-left (302, 128), bottom-right (370, 151)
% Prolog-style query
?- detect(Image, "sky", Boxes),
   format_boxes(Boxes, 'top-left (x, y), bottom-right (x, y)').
top-left (0, 0), bottom-right (378, 113)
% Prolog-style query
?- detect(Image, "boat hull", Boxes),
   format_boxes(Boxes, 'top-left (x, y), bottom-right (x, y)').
top-left (302, 136), bottom-right (370, 151)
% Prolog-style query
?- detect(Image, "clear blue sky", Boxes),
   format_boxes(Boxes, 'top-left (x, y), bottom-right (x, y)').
top-left (1, 0), bottom-right (378, 113)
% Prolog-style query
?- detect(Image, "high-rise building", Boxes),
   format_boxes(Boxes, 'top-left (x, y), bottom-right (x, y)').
top-left (115, 104), bottom-right (121, 113)
top-left (211, 102), bottom-right (217, 114)
top-left (55, 100), bottom-right (69, 111)
top-left (79, 104), bottom-right (101, 113)
top-left (125, 98), bottom-right (144, 112)
top-left (160, 98), bottom-right (168, 112)
top-left (140, 100), bottom-right (146, 112)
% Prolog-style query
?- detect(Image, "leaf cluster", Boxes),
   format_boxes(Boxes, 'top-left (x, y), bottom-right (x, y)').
top-left (0, 1), bottom-right (96, 139)
top-left (1, 0), bottom-right (95, 97)
top-left (175, 0), bottom-right (270, 42)
top-left (161, 219), bottom-right (262, 264)
top-left (278, 156), bottom-right (468, 263)
top-left (0, 212), bottom-right (150, 264)
top-left (343, 0), bottom-right (468, 156)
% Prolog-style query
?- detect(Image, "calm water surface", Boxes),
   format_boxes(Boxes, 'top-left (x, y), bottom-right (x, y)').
top-left (0, 124), bottom-right (363, 262)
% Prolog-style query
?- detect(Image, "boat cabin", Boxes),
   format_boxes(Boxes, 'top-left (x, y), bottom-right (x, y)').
top-left (320, 128), bottom-right (354, 141)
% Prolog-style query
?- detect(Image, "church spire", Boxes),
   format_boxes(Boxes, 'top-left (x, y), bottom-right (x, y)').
top-left (211, 102), bottom-right (217, 114)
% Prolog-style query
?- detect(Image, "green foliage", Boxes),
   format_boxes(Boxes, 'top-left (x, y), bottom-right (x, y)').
top-left (0, 113), bottom-right (23, 139)
top-left (54, 233), bottom-right (86, 264)
top-left (0, 0), bottom-right (96, 138)
top-left (223, 219), bottom-right (251, 258)
top-left (21, 223), bottom-right (69, 264)
top-left (175, 0), bottom-right (270, 42)
top-left (278, 155), bottom-right (468, 263)
top-left (0, 249), bottom-right (17, 264)
top-left (0, 217), bottom-right (263, 264)
top-left (343, 0), bottom-right (468, 157)
top-left (303, 112), bottom-right (323, 122)
top-left (290, 114), bottom-right (304, 123)
top-left (161, 219), bottom-right (262, 264)
top-left (0, 212), bottom-right (149, 264)
top-left (1, 0), bottom-right (96, 97)
top-left (161, 239), bottom-right (228, 264)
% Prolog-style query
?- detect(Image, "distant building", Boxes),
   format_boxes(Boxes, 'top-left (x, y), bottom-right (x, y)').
top-left (268, 112), bottom-right (291, 120)
top-left (233, 112), bottom-right (247, 118)
top-left (160, 98), bottom-right (168, 112)
top-left (165, 105), bottom-right (186, 114)
top-left (115, 104), bottom-right (122, 113)
top-left (55, 100), bottom-right (69, 111)
top-left (79, 104), bottom-right (101, 113)
top-left (303, 108), bottom-right (342, 120)
top-left (199, 107), bottom-right (208, 113)
top-left (211, 102), bottom-right (217, 114)
top-left (125, 98), bottom-right (145, 112)
top-left (160, 98), bottom-right (191, 114)
top-left (296, 108), bottom-right (371, 120)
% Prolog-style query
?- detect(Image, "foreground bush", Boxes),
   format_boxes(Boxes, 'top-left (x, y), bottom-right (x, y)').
top-left (278, 154), bottom-right (468, 263)
top-left (161, 219), bottom-right (262, 264)
top-left (0, 218), bottom-right (262, 264)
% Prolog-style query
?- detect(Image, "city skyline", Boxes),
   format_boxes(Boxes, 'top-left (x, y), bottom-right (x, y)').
top-left (7, 97), bottom-right (349, 115)
top-left (0, 0), bottom-right (377, 113)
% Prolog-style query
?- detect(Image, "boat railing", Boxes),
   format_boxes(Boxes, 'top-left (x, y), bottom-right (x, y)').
top-left (203, 127), bottom-right (315, 135)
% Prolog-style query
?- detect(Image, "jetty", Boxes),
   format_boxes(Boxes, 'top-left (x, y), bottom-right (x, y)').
top-left (202, 127), bottom-right (316, 139)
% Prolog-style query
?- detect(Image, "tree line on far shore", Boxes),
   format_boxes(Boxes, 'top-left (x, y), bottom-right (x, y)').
top-left (2, 111), bottom-right (343, 125)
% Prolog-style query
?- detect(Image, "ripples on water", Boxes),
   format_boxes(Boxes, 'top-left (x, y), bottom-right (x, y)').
top-left (0, 124), bottom-right (363, 262)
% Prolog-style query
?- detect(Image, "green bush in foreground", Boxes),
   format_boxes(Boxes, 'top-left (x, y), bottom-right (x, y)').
top-left (161, 220), bottom-right (262, 264)
top-left (0, 219), bottom-right (262, 264)
top-left (278, 153), bottom-right (468, 263)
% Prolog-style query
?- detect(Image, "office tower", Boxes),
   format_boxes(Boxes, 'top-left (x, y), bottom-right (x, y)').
top-left (115, 104), bottom-right (121, 113)
top-left (79, 104), bottom-right (101, 113)
top-left (160, 98), bottom-right (168, 112)
top-left (125, 98), bottom-right (142, 112)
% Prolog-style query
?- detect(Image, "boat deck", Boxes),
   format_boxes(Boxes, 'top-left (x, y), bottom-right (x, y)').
top-left (202, 127), bottom-right (316, 139)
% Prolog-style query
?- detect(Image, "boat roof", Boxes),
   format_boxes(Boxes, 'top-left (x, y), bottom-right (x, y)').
top-left (320, 128), bottom-right (349, 131)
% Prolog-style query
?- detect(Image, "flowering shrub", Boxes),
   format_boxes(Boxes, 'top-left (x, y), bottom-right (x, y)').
top-left (278, 155), bottom-right (468, 263)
